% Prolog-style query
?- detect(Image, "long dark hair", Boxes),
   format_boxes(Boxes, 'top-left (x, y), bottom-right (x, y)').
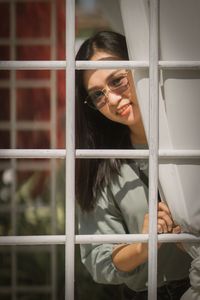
top-left (75, 31), bottom-right (132, 212)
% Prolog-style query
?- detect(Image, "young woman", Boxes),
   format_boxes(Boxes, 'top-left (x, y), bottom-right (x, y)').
top-left (75, 31), bottom-right (191, 300)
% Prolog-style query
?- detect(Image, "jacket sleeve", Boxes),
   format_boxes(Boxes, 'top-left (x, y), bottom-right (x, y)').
top-left (78, 184), bottom-right (147, 285)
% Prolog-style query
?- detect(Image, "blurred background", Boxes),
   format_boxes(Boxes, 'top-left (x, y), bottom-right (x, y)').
top-left (0, 0), bottom-right (122, 299)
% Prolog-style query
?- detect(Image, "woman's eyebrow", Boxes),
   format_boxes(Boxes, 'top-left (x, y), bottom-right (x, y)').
top-left (87, 70), bottom-right (121, 93)
top-left (87, 85), bottom-right (101, 93)
top-left (107, 70), bottom-right (121, 81)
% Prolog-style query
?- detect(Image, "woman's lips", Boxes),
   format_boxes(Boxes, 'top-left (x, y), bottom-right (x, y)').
top-left (117, 103), bottom-right (131, 116)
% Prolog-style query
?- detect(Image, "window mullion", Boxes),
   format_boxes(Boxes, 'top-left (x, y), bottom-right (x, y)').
top-left (148, 0), bottom-right (159, 299)
top-left (65, 0), bottom-right (76, 300)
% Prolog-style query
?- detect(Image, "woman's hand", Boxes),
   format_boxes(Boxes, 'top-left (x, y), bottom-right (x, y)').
top-left (141, 203), bottom-right (176, 235)
top-left (157, 202), bottom-right (173, 233)
top-left (112, 203), bottom-right (182, 273)
top-left (157, 202), bottom-right (181, 234)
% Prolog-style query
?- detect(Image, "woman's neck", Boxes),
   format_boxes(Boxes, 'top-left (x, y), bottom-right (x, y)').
top-left (129, 121), bottom-right (147, 146)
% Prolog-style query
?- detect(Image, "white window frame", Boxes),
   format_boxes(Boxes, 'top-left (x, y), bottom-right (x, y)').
top-left (0, 0), bottom-right (200, 300)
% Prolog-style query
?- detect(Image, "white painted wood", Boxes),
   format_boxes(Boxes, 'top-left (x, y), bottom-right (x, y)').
top-left (0, 233), bottom-right (199, 246)
top-left (65, 0), bottom-right (75, 299)
top-left (1, 60), bottom-right (200, 70)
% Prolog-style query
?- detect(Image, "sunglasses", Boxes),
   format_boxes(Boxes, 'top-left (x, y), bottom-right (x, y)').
top-left (84, 71), bottom-right (129, 110)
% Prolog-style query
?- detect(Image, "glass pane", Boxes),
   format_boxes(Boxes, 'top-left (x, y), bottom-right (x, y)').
top-left (17, 208), bottom-right (51, 236)
top-left (0, 89), bottom-right (10, 121)
top-left (17, 88), bottom-right (50, 122)
top-left (0, 3), bottom-right (10, 38)
top-left (17, 247), bottom-right (51, 285)
top-left (0, 295), bottom-right (11, 300)
top-left (17, 131), bottom-right (50, 149)
top-left (0, 168), bottom-right (12, 206)
top-left (75, 245), bottom-right (122, 300)
top-left (0, 46), bottom-right (10, 79)
top-left (16, 45), bottom-right (51, 61)
top-left (16, 2), bottom-right (51, 39)
top-left (0, 249), bottom-right (11, 286)
top-left (16, 70), bottom-right (50, 80)
top-left (0, 213), bottom-right (11, 236)
top-left (17, 294), bottom-right (50, 300)
top-left (0, 245), bottom-right (66, 300)
top-left (0, 131), bottom-right (10, 149)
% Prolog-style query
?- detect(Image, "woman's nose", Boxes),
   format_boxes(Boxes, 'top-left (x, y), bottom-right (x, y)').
top-left (106, 90), bottom-right (122, 106)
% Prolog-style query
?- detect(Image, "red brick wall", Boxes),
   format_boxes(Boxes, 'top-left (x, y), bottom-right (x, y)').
top-left (0, 1), bottom-right (66, 149)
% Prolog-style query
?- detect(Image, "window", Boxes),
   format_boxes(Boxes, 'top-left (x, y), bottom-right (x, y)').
top-left (0, 1), bottom-right (199, 300)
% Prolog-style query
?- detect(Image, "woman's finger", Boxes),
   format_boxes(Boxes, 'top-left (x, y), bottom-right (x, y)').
top-left (157, 224), bottom-right (163, 234)
top-left (157, 218), bottom-right (168, 233)
top-left (172, 225), bottom-right (181, 234)
top-left (158, 202), bottom-right (172, 217)
top-left (158, 211), bottom-right (173, 232)
top-left (142, 213), bottom-right (149, 234)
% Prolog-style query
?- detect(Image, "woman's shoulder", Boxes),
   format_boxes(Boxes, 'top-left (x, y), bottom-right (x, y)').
top-left (95, 161), bottom-right (141, 203)
top-left (95, 162), bottom-right (139, 201)
top-left (115, 161), bottom-right (141, 185)
top-left (92, 160), bottom-right (148, 213)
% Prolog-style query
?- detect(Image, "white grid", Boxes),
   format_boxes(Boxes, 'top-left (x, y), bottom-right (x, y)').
top-left (0, 0), bottom-right (200, 300)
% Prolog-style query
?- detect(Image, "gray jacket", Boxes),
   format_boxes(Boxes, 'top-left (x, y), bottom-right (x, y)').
top-left (78, 162), bottom-right (191, 291)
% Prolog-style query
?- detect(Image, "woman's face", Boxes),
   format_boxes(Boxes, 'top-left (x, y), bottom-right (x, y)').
top-left (83, 51), bottom-right (142, 129)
